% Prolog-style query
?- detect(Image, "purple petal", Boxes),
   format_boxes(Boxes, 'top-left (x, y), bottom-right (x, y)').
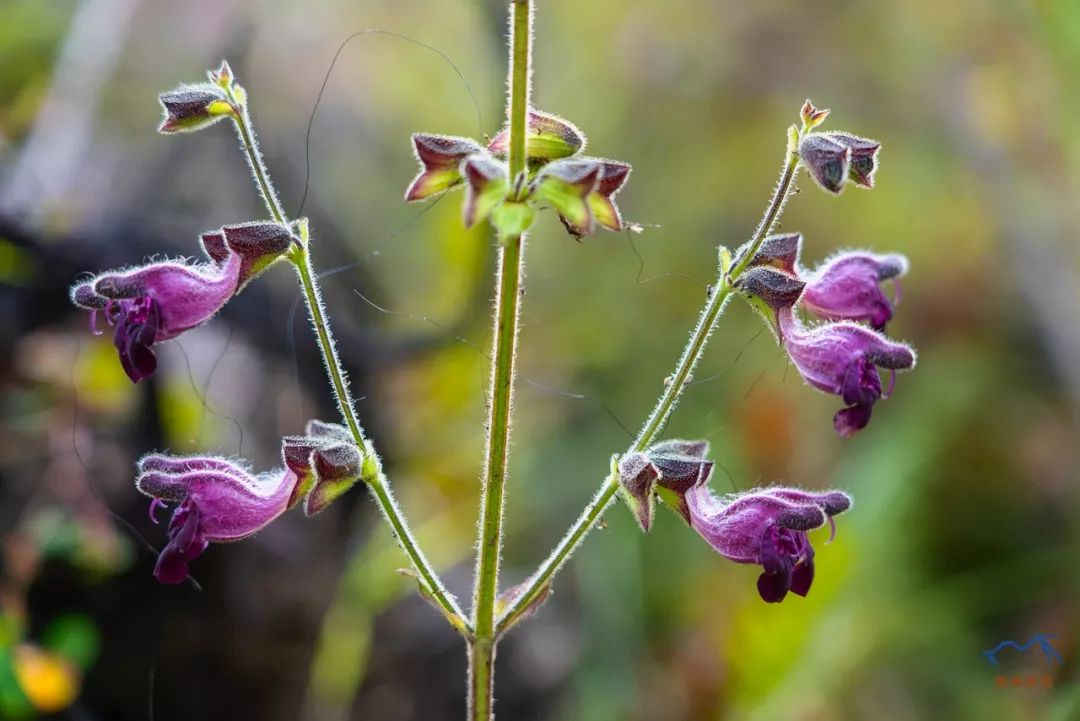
top-left (789, 556), bottom-right (815, 597)
top-left (154, 503), bottom-right (206, 584)
top-left (756, 531), bottom-right (794, 604)
top-left (834, 403), bottom-right (874, 437)
top-left (139, 454), bottom-right (245, 475)
top-left (802, 253), bottom-right (907, 330)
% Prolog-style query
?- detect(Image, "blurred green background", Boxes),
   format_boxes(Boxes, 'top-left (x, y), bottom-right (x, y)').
top-left (1, 0), bottom-right (1078, 719)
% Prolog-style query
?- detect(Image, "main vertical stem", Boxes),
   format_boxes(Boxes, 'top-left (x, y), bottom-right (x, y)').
top-left (469, 2), bottom-right (531, 719)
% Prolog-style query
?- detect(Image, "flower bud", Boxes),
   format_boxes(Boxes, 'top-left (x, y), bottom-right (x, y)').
top-left (741, 233), bottom-right (802, 275)
top-left (405, 134), bottom-right (485, 202)
top-left (647, 439), bottom-right (714, 524)
top-left (800, 99), bottom-right (830, 130)
top-left (157, 83), bottom-right (235, 134)
top-left (219, 221), bottom-right (294, 290)
top-left (461, 154), bottom-right (510, 228)
top-left (306, 444), bottom-right (364, 516)
top-left (208, 60), bottom-right (234, 88)
top-left (829, 132), bottom-right (880, 188)
top-left (797, 133), bottom-right (851, 194)
top-left (305, 418), bottom-right (354, 443)
top-left (616, 452), bottom-right (660, 532)
top-left (735, 266), bottom-right (806, 339)
top-left (487, 109), bottom-right (586, 161)
top-left (282, 421), bottom-right (365, 515)
top-left (496, 578), bottom-right (553, 635)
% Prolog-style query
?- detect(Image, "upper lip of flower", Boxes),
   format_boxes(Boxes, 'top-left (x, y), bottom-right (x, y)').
top-left (801, 252), bottom-right (909, 330)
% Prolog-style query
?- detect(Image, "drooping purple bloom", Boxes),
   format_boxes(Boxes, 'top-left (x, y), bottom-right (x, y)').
top-left (802, 252), bottom-right (908, 330)
top-left (136, 454), bottom-right (300, 584)
top-left (136, 421), bottom-right (363, 583)
top-left (685, 484), bottom-right (851, 603)
top-left (70, 222), bottom-right (291, 382)
top-left (778, 306), bottom-right (916, 436)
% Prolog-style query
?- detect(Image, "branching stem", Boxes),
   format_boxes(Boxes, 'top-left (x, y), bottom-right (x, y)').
top-left (228, 91), bottom-right (468, 634)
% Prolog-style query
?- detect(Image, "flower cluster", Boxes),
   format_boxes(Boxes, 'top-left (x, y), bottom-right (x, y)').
top-left (736, 233), bottom-right (916, 437)
top-left (70, 222), bottom-right (292, 382)
top-left (618, 439), bottom-right (851, 603)
top-left (732, 107), bottom-right (916, 436)
top-left (136, 420), bottom-right (365, 583)
top-left (405, 109), bottom-right (631, 239)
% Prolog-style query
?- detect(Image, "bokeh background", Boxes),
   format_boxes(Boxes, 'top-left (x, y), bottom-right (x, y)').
top-left (2, 0), bottom-right (1079, 719)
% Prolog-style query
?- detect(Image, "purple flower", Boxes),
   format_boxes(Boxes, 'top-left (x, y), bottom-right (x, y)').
top-left (686, 485), bottom-right (851, 603)
top-left (778, 307), bottom-right (916, 436)
top-left (71, 222), bottom-right (291, 382)
top-left (136, 455), bottom-right (300, 584)
top-left (136, 422), bottom-right (363, 583)
top-left (802, 252), bottom-right (908, 330)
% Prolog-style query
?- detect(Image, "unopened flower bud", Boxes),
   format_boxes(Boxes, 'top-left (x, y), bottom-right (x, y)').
top-left (219, 221), bottom-right (293, 290)
top-left (829, 132), bottom-right (880, 188)
top-left (208, 60), bottom-right (234, 88)
top-left (737, 233), bottom-right (803, 275)
top-left (405, 134), bottom-right (485, 202)
top-left (616, 452), bottom-right (660, 532)
top-left (798, 134), bottom-right (851, 194)
top-left (799, 131), bottom-right (881, 193)
top-left (488, 109), bottom-right (586, 161)
top-left (736, 266), bottom-right (806, 339)
top-left (157, 84), bottom-right (235, 134)
top-left (496, 578), bottom-right (553, 634)
top-left (306, 444), bottom-right (364, 516)
top-left (305, 419), bottom-right (354, 443)
top-left (800, 99), bottom-right (830, 130)
top-left (282, 420), bottom-right (365, 515)
top-left (646, 439), bottom-right (713, 524)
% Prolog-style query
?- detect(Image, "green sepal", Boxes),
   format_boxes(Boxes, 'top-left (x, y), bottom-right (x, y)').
top-left (491, 201), bottom-right (535, 240)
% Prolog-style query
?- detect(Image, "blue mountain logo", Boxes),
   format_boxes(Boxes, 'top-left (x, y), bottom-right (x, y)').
top-left (983, 634), bottom-right (1064, 668)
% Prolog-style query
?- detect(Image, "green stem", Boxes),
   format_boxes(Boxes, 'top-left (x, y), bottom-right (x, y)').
top-left (230, 101), bottom-right (287, 225)
top-left (290, 240), bottom-right (468, 632)
top-left (225, 96), bottom-right (468, 633)
top-left (496, 138), bottom-right (803, 634)
top-left (469, 2), bottom-right (531, 718)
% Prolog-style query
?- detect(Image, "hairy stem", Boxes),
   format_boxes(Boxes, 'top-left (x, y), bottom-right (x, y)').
top-left (227, 93), bottom-right (287, 225)
top-left (469, 2), bottom-right (532, 718)
top-left (227, 100), bottom-right (468, 633)
top-left (496, 136), bottom-right (803, 633)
